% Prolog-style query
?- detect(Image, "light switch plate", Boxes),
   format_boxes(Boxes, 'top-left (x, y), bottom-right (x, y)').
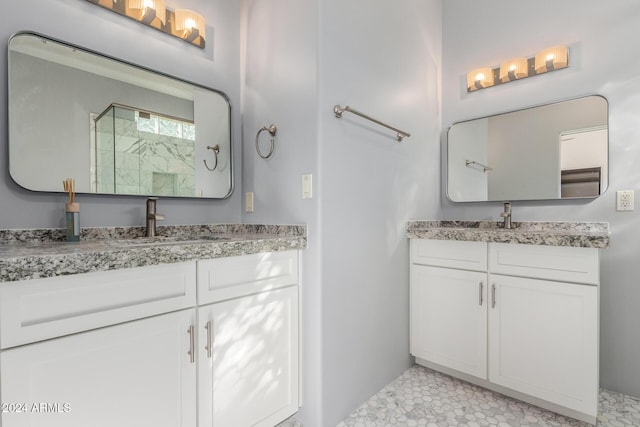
top-left (616, 190), bottom-right (634, 211)
top-left (245, 192), bottom-right (254, 212)
top-left (302, 174), bottom-right (312, 199)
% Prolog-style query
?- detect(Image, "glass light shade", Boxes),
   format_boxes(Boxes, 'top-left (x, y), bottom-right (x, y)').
top-left (499, 57), bottom-right (528, 82)
top-left (174, 9), bottom-right (206, 40)
top-left (126, 0), bottom-right (166, 24)
top-left (467, 67), bottom-right (494, 91)
top-left (534, 45), bottom-right (568, 73)
top-left (85, 0), bottom-right (205, 49)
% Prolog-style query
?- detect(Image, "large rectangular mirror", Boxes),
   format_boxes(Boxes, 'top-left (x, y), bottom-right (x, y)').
top-left (8, 32), bottom-right (233, 199)
top-left (447, 95), bottom-right (608, 202)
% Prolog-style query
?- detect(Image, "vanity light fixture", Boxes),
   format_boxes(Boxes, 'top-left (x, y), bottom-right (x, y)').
top-left (499, 57), bottom-right (528, 83)
top-left (126, 0), bottom-right (166, 28)
top-left (467, 67), bottom-right (495, 91)
top-left (174, 9), bottom-right (206, 44)
top-left (467, 45), bottom-right (569, 92)
top-left (92, 0), bottom-right (115, 7)
top-left (534, 45), bottom-right (569, 74)
top-left (85, 0), bottom-right (206, 48)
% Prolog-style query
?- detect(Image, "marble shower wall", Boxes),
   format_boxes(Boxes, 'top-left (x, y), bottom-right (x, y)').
top-left (95, 106), bottom-right (195, 196)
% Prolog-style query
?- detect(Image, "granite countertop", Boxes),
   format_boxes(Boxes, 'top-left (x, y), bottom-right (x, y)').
top-left (407, 221), bottom-right (609, 249)
top-left (0, 224), bottom-right (306, 283)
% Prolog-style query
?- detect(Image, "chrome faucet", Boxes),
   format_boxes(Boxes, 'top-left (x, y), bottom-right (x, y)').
top-left (500, 202), bottom-right (512, 229)
top-left (146, 197), bottom-right (165, 237)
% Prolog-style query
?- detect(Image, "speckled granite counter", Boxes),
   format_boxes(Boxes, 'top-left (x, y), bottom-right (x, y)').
top-left (407, 221), bottom-right (609, 249)
top-left (0, 224), bottom-right (306, 283)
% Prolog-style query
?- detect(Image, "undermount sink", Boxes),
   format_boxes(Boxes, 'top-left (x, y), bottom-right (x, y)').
top-left (109, 235), bottom-right (229, 247)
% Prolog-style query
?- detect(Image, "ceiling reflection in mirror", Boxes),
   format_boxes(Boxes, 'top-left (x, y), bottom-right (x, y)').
top-left (8, 33), bottom-right (233, 199)
top-left (447, 95), bottom-right (608, 202)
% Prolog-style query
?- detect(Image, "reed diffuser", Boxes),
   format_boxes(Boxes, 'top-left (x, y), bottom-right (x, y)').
top-left (63, 178), bottom-right (80, 242)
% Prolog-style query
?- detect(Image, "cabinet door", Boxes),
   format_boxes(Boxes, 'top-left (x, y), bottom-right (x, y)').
top-left (488, 274), bottom-right (598, 417)
top-left (198, 286), bottom-right (299, 427)
top-left (410, 265), bottom-right (488, 379)
top-left (0, 309), bottom-right (197, 427)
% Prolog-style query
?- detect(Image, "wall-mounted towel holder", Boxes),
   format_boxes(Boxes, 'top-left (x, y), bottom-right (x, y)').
top-left (204, 144), bottom-right (220, 171)
top-left (333, 104), bottom-right (411, 142)
top-left (465, 160), bottom-right (492, 172)
top-left (256, 124), bottom-right (278, 159)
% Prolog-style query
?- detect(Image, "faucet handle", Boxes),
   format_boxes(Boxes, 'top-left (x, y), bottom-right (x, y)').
top-left (499, 202), bottom-right (512, 229)
top-left (500, 202), bottom-right (511, 216)
top-left (145, 197), bottom-right (164, 237)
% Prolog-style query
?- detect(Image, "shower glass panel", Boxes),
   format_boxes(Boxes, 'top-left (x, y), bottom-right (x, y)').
top-left (93, 104), bottom-right (196, 197)
top-left (94, 106), bottom-right (115, 193)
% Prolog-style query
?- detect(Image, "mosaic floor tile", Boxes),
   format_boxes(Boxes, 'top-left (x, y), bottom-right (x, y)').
top-left (335, 365), bottom-right (640, 427)
top-left (276, 415), bottom-right (303, 427)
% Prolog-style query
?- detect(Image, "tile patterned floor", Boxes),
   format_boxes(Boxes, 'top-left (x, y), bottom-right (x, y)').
top-left (333, 365), bottom-right (640, 427)
top-left (277, 416), bottom-right (303, 427)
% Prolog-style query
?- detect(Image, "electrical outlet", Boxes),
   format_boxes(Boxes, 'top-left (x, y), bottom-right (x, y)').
top-left (616, 190), bottom-right (634, 211)
top-left (245, 192), bottom-right (254, 213)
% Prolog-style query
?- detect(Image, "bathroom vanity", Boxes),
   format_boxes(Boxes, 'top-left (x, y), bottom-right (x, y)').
top-left (407, 221), bottom-right (609, 425)
top-left (0, 224), bottom-right (305, 427)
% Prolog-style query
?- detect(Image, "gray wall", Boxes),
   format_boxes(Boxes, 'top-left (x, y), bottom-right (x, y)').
top-left (442, 0), bottom-right (640, 398)
top-left (242, 1), bottom-right (442, 425)
top-left (318, 2), bottom-right (441, 425)
top-left (0, 0), bottom-right (242, 229)
top-left (241, 0), bottom-right (322, 425)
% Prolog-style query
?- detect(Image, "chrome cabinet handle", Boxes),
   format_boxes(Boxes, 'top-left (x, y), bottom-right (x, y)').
top-left (187, 325), bottom-right (195, 364)
top-left (205, 321), bottom-right (213, 359)
top-left (491, 284), bottom-right (496, 308)
top-left (479, 281), bottom-right (484, 306)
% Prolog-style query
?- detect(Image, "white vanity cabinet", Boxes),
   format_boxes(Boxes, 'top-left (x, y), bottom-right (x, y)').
top-left (0, 250), bottom-right (301, 427)
top-left (1, 309), bottom-right (197, 427)
top-left (410, 240), bottom-right (488, 379)
top-left (410, 239), bottom-right (600, 424)
top-left (0, 262), bottom-right (198, 427)
top-left (196, 251), bottom-right (300, 427)
top-left (488, 243), bottom-right (599, 419)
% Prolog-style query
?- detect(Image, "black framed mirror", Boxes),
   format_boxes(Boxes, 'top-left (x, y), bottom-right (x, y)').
top-left (8, 32), bottom-right (233, 199)
top-left (447, 95), bottom-right (608, 202)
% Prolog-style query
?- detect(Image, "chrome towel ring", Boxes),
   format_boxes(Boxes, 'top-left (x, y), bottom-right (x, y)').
top-left (255, 124), bottom-right (277, 159)
top-left (204, 144), bottom-right (220, 171)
